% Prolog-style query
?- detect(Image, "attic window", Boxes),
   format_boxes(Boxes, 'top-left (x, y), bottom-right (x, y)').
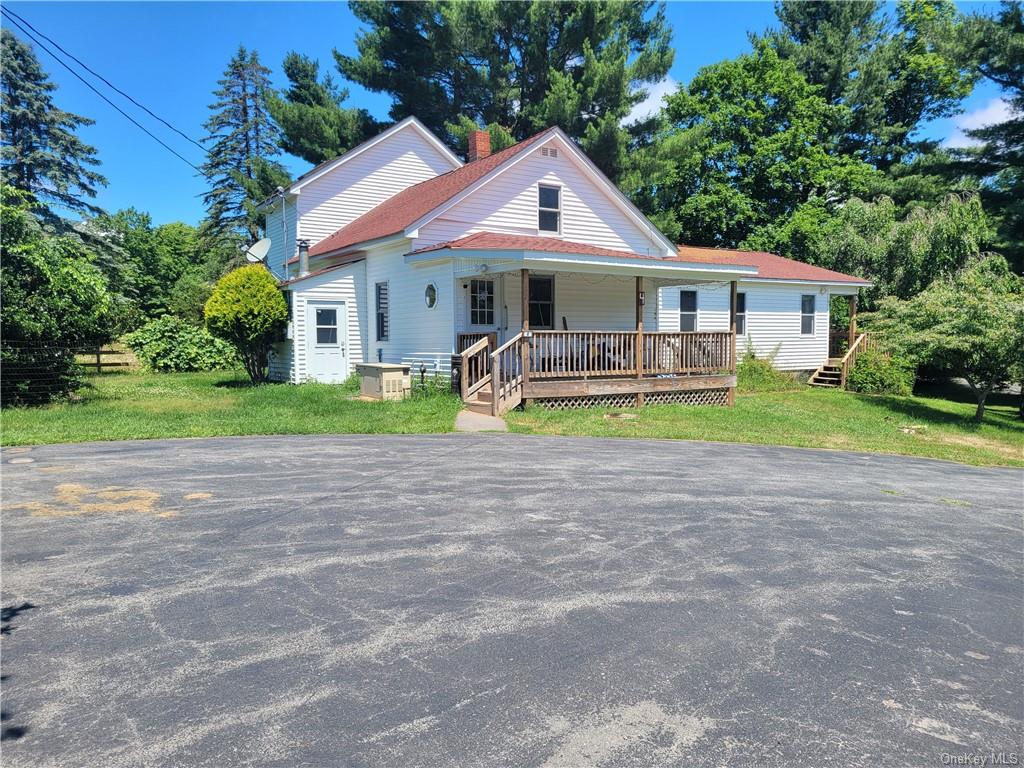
top-left (538, 184), bottom-right (560, 233)
top-left (541, 146), bottom-right (558, 158)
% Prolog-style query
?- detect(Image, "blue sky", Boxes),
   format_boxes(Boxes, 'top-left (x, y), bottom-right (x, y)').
top-left (4, 1), bottom-right (1006, 227)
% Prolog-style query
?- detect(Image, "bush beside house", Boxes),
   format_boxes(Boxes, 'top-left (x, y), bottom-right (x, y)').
top-left (123, 316), bottom-right (238, 373)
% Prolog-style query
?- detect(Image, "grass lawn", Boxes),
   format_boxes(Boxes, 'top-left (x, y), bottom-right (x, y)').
top-left (506, 384), bottom-right (1024, 468)
top-left (0, 371), bottom-right (462, 446)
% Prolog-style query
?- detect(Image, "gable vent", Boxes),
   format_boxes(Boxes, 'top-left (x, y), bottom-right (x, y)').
top-left (541, 146), bottom-right (558, 158)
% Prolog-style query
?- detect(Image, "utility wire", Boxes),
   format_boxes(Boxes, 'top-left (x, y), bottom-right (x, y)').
top-left (2, 10), bottom-right (208, 176)
top-left (3, 6), bottom-right (207, 152)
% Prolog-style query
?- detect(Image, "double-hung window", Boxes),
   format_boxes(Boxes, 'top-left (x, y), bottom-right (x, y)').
top-left (800, 294), bottom-right (815, 335)
top-left (735, 292), bottom-right (747, 335)
top-left (315, 308), bottom-right (339, 345)
top-left (469, 279), bottom-right (494, 326)
top-left (538, 185), bottom-right (560, 233)
top-left (679, 290), bottom-right (698, 332)
top-left (375, 281), bottom-right (390, 341)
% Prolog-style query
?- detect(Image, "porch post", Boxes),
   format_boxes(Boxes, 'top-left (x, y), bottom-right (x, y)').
top-left (848, 294), bottom-right (858, 347)
top-left (520, 268), bottom-right (531, 400)
top-left (635, 276), bottom-right (645, 405)
top-left (728, 280), bottom-right (738, 406)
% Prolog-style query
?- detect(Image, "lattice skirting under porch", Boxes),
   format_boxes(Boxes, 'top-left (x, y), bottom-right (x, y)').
top-left (533, 387), bottom-right (731, 410)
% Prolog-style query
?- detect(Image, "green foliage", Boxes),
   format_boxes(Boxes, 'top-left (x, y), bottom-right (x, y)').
top-left (267, 52), bottom-right (381, 165)
top-left (201, 46), bottom-right (290, 241)
top-left (736, 344), bottom-right (802, 393)
top-left (846, 348), bottom-right (916, 396)
top-left (0, 185), bottom-right (112, 405)
top-left (122, 316), bottom-right (238, 373)
top-left (167, 268), bottom-right (213, 325)
top-left (204, 265), bottom-right (288, 384)
top-left (776, 194), bottom-right (993, 305)
top-left (335, 0), bottom-right (673, 181)
top-left (866, 254), bottom-right (1024, 419)
top-left (0, 30), bottom-right (107, 217)
top-left (444, 115), bottom-right (516, 156)
top-left (639, 41), bottom-right (877, 248)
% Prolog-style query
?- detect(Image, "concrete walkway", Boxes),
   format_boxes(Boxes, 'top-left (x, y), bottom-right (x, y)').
top-left (454, 407), bottom-right (508, 432)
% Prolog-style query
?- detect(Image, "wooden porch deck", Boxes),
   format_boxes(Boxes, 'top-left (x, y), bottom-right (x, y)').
top-left (456, 329), bottom-right (737, 414)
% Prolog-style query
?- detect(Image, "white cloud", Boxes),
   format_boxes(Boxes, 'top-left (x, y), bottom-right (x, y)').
top-left (625, 76), bottom-right (678, 124)
top-left (943, 98), bottom-right (1016, 148)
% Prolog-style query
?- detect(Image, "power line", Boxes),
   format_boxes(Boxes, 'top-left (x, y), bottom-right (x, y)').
top-left (2, 10), bottom-right (208, 176)
top-left (3, 6), bottom-right (207, 152)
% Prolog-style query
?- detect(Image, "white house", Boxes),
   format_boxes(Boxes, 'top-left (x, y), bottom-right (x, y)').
top-left (260, 117), bottom-right (869, 412)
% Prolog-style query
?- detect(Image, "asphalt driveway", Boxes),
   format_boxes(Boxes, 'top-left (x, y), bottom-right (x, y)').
top-left (1, 434), bottom-right (1021, 767)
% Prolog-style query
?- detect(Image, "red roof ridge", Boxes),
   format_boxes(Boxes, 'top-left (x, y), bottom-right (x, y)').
top-left (674, 244), bottom-right (868, 283)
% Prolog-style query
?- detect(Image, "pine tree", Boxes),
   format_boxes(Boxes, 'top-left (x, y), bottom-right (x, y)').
top-left (201, 46), bottom-right (289, 242)
top-left (334, 0), bottom-right (674, 182)
top-left (267, 52), bottom-right (380, 166)
top-left (0, 30), bottom-right (106, 216)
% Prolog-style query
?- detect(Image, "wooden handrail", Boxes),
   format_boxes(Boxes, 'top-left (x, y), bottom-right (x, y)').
top-left (459, 335), bottom-right (493, 401)
top-left (490, 332), bottom-right (524, 359)
top-left (839, 332), bottom-right (876, 388)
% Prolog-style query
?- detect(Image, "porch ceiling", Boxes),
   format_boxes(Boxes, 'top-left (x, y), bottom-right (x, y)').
top-left (407, 248), bottom-right (758, 282)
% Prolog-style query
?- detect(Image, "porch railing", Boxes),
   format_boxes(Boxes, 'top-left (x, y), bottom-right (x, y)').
top-left (458, 335), bottom-right (492, 401)
top-left (527, 330), bottom-right (733, 379)
top-left (490, 333), bottom-right (525, 416)
top-left (456, 332), bottom-right (496, 353)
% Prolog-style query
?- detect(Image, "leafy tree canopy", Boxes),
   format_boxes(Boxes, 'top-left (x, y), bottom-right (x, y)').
top-left (866, 254), bottom-right (1024, 420)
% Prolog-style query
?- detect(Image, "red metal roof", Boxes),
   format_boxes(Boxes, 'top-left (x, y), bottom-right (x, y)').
top-left (308, 129), bottom-right (554, 258)
top-left (673, 245), bottom-right (868, 283)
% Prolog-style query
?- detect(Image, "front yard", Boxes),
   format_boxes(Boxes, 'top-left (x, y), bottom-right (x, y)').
top-left (506, 385), bottom-right (1023, 467)
top-left (2, 371), bottom-right (1021, 467)
top-left (0, 371), bottom-right (462, 445)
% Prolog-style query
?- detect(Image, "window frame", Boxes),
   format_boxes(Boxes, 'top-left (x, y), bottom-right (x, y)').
top-left (800, 294), bottom-right (815, 336)
top-left (537, 184), bottom-right (561, 234)
top-left (528, 274), bottom-right (555, 330)
top-left (679, 289), bottom-right (698, 332)
top-left (314, 307), bottom-right (339, 347)
top-left (468, 279), bottom-right (495, 326)
top-left (424, 282), bottom-right (438, 309)
top-left (735, 292), bottom-right (747, 336)
top-left (375, 281), bottom-right (390, 342)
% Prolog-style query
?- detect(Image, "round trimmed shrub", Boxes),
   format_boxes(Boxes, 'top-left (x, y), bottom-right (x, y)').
top-left (204, 265), bottom-right (288, 384)
top-left (123, 316), bottom-right (238, 372)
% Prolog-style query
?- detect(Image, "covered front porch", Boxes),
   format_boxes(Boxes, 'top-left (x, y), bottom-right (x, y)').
top-left (417, 245), bottom-right (756, 414)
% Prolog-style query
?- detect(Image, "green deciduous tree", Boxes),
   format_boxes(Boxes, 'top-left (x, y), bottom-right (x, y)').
top-left (867, 254), bottom-right (1024, 420)
top-left (634, 42), bottom-right (877, 247)
top-left (201, 46), bottom-right (290, 242)
top-left (0, 30), bottom-right (106, 217)
top-left (335, 0), bottom-right (673, 180)
top-left (204, 265), bottom-right (288, 384)
top-left (764, 0), bottom-right (975, 176)
top-left (0, 185), bottom-right (112, 404)
top-left (267, 52), bottom-right (381, 166)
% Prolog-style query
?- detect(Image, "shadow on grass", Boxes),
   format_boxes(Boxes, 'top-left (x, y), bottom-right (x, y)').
top-left (213, 377), bottom-right (260, 389)
top-left (863, 392), bottom-right (1023, 435)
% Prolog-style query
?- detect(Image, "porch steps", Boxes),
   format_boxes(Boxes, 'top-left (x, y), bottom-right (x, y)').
top-left (809, 359), bottom-right (843, 388)
top-left (463, 389), bottom-right (493, 415)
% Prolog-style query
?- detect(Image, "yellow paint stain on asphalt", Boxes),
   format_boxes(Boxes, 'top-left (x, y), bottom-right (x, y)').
top-left (10, 483), bottom-right (174, 518)
top-left (183, 492), bottom-right (212, 501)
top-left (37, 465), bottom-right (73, 473)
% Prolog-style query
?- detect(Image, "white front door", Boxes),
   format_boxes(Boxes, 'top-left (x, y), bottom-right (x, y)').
top-left (305, 301), bottom-right (347, 383)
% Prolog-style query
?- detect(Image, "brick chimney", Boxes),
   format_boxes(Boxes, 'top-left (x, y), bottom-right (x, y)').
top-left (467, 130), bottom-right (491, 162)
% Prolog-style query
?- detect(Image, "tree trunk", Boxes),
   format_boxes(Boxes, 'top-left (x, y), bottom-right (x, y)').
top-left (974, 385), bottom-right (993, 422)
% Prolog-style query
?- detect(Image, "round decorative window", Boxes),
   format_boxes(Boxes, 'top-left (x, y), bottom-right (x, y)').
top-left (424, 283), bottom-right (438, 309)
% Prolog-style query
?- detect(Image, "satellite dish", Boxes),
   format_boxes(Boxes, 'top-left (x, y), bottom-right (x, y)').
top-left (245, 238), bottom-right (271, 263)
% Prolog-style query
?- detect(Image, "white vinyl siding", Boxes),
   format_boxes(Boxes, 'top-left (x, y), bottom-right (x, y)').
top-left (363, 240), bottom-right (456, 373)
top-left (296, 125), bottom-right (456, 247)
top-left (414, 140), bottom-right (666, 255)
top-left (270, 261), bottom-right (367, 383)
top-left (264, 197), bottom-right (297, 278)
top-left (657, 281), bottom-right (830, 370)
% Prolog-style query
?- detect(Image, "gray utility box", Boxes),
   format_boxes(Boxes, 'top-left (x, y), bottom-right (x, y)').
top-left (355, 363), bottom-right (411, 401)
